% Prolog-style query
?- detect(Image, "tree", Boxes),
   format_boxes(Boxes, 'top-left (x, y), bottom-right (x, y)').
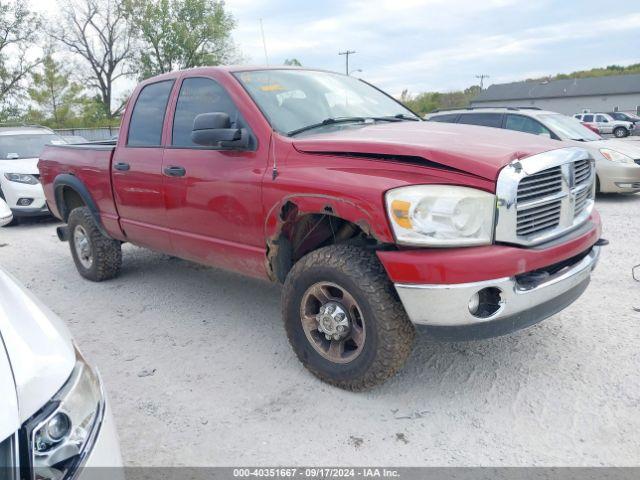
top-left (50, 0), bottom-right (134, 118)
top-left (0, 0), bottom-right (41, 119)
top-left (27, 51), bottom-right (86, 128)
top-left (284, 58), bottom-right (302, 66)
top-left (124, 0), bottom-right (237, 79)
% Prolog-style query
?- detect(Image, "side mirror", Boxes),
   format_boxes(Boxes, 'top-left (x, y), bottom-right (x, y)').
top-left (191, 112), bottom-right (249, 149)
top-left (0, 199), bottom-right (13, 227)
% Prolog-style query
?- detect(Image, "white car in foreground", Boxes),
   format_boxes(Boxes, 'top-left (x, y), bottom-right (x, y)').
top-left (0, 125), bottom-right (67, 224)
top-left (0, 267), bottom-right (122, 479)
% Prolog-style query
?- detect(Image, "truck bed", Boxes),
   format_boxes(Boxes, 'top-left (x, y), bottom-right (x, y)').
top-left (38, 142), bottom-right (123, 239)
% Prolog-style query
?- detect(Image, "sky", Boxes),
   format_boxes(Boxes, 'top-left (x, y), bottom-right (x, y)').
top-left (29, 0), bottom-right (640, 97)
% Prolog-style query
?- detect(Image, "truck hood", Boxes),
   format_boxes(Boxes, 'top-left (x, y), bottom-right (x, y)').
top-left (292, 121), bottom-right (564, 180)
top-left (0, 268), bottom-right (75, 441)
top-left (0, 157), bottom-right (39, 174)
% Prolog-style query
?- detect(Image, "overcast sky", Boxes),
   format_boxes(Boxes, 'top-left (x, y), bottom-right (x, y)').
top-left (30, 0), bottom-right (640, 96)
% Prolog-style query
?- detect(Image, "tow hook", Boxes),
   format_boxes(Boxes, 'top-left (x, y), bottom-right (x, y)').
top-left (56, 226), bottom-right (69, 242)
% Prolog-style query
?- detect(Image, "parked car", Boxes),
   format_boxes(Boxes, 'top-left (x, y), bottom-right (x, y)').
top-left (0, 125), bottom-right (66, 224)
top-left (0, 267), bottom-right (122, 479)
top-left (39, 67), bottom-right (603, 390)
top-left (426, 107), bottom-right (640, 193)
top-left (607, 111), bottom-right (640, 126)
top-left (0, 198), bottom-right (12, 226)
top-left (573, 112), bottom-right (634, 138)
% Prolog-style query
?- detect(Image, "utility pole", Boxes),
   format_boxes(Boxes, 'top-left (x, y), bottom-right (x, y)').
top-left (339, 50), bottom-right (356, 75)
top-left (475, 74), bottom-right (490, 89)
top-left (260, 19), bottom-right (269, 65)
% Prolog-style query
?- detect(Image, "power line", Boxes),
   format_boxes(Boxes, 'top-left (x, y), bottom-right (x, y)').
top-left (475, 74), bottom-right (490, 89)
top-left (339, 50), bottom-right (356, 75)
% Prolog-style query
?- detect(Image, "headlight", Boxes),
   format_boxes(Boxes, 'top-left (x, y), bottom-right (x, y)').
top-left (4, 173), bottom-right (39, 184)
top-left (386, 185), bottom-right (496, 247)
top-left (600, 148), bottom-right (635, 164)
top-left (24, 347), bottom-right (104, 480)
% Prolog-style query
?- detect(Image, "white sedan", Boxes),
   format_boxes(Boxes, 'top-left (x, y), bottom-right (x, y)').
top-left (0, 267), bottom-right (122, 479)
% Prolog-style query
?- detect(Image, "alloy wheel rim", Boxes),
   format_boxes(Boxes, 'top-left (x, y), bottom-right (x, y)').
top-left (300, 281), bottom-right (366, 364)
top-left (73, 225), bottom-right (93, 269)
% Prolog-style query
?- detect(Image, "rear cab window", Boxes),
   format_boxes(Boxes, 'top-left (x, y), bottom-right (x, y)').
top-left (582, 114), bottom-right (594, 122)
top-left (127, 80), bottom-right (175, 146)
top-left (457, 113), bottom-right (503, 128)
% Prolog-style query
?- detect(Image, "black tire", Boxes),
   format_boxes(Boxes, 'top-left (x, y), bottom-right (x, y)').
top-left (613, 127), bottom-right (628, 138)
top-left (282, 244), bottom-right (415, 391)
top-left (67, 207), bottom-right (122, 281)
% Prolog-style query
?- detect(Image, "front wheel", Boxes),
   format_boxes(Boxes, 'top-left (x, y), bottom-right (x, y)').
top-left (282, 245), bottom-right (415, 391)
top-left (68, 207), bottom-right (122, 281)
top-left (613, 127), bottom-right (628, 138)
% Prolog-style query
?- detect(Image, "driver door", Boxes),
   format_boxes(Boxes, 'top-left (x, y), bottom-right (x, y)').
top-left (162, 76), bottom-right (269, 278)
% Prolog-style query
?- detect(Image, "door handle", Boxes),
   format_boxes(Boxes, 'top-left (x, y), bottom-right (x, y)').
top-left (164, 166), bottom-right (186, 177)
top-left (114, 162), bottom-right (130, 171)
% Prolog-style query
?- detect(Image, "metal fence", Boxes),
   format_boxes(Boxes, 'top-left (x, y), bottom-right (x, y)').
top-left (54, 126), bottom-right (120, 142)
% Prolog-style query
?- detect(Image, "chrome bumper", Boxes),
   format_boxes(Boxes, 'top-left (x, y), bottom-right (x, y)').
top-left (395, 246), bottom-right (600, 330)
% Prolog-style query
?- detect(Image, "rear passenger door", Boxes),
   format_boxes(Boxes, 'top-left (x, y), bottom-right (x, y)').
top-left (456, 113), bottom-right (503, 129)
top-left (112, 79), bottom-right (175, 252)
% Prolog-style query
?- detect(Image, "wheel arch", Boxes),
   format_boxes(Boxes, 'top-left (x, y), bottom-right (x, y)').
top-left (53, 174), bottom-right (108, 236)
top-left (264, 195), bottom-right (391, 283)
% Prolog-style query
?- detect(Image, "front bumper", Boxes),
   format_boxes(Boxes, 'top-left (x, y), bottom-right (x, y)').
top-left (77, 402), bottom-right (124, 479)
top-left (395, 245), bottom-right (600, 340)
top-left (597, 161), bottom-right (640, 193)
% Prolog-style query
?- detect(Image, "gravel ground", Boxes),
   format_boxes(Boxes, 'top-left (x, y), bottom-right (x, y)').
top-left (0, 193), bottom-right (639, 467)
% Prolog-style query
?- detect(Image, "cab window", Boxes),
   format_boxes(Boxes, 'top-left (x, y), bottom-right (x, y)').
top-left (429, 113), bottom-right (459, 123)
top-left (127, 80), bottom-right (174, 147)
top-left (172, 77), bottom-right (243, 147)
top-left (583, 114), bottom-right (594, 122)
top-left (505, 115), bottom-right (552, 136)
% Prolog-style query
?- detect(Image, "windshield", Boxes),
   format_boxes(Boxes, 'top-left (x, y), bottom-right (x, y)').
top-left (0, 133), bottom-right (66, 159)
top-left (234, 69), bottom-right (419, 135)
top-left (539, 114), bottom-right (601, 141)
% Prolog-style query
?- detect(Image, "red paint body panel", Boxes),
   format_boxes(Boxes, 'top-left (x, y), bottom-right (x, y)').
top-left (38, 66), bottom-right (602, 286)
top-left (378, 211), bottom-right (601, 285)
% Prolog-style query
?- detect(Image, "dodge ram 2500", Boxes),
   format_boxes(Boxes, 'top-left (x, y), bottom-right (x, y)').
top-left (39, 67), bottom-right (604, 390)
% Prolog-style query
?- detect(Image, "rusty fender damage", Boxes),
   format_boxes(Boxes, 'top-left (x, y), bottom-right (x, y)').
top-left (264, 194), bottom-right (390, 283)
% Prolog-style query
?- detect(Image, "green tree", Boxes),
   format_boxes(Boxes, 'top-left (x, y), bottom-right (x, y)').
top-left (124, 0), bottom-right (237, 79)
top-left (284, 58), bottom-right (302, 66)
top-left (0, 0), bottom-right (41, 120)
top-left (27, 52), bottom-right (86, 128)
top-left (50, 0), bottom-right (134, 119)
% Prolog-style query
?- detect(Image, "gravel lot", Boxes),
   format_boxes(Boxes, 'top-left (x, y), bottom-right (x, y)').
top-left (1, 192), bottom-right (639, 467)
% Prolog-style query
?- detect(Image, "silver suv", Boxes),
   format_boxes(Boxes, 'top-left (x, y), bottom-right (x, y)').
top-left (426, 107), bottom-right (640, 193)
top-left (573, 112), bottom-right (635, 138)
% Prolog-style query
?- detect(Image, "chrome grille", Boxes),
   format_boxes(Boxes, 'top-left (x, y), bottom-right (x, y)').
top-left (495, 147), bottom-right (595, 247)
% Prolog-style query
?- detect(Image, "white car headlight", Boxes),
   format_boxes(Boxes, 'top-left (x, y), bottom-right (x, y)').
top-left (4, 173), bottom-right (39, 185)
top-left (600, 148), bottom-right (635, 164)
top-left (386, 185), bottom-right (496, 247)
top-left (24, 347), bottom-right (104, 480)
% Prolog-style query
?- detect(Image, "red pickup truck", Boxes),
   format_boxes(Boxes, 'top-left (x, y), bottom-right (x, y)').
top-left (39, 67), bottom-right (603, 390)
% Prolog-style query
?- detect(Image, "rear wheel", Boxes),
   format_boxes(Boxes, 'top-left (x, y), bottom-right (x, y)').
top-left (68, 207), bottom-right (122, 281)
top-left (613, 126), bottom-right (628, 138)
top-left (282, 244), bottom-right (415, 390)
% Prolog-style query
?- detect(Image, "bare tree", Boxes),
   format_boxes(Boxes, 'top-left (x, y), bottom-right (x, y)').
top-left (0, 0), bottom-right (41, 117)
top-left (50, 0), bottom-right (133, 118)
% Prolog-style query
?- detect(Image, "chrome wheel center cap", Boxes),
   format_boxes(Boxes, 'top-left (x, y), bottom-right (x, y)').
top-left (316, 302), bottom-right (351, 340)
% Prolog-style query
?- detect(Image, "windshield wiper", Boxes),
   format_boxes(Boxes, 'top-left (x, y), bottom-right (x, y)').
top-left (392, 113), bottom-right (420, 121)
top-left (287, 116), bottom-right (402, 136)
